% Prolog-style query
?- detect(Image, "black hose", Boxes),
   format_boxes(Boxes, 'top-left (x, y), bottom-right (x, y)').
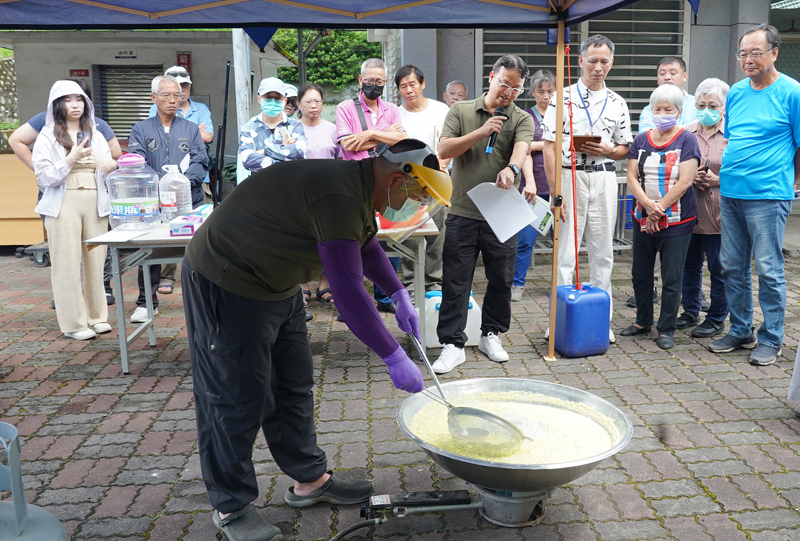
top-left (329, 519), bottom-right (381, 541)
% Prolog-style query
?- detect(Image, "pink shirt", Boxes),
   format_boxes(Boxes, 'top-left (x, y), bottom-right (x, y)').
top-left (335, 90), bottom-right (403, 161)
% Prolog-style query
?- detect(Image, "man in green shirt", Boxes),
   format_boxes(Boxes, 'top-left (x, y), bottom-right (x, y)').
top-left (182, 140), bottom-right (451, 541)
top-left (433, 55), bottom-right (534, 374)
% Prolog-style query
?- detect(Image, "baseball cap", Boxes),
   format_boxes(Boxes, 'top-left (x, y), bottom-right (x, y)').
top-left (258, 77), bottom-right (286, 97)
top-left (284, 84), bottom-right (298, 98)
top-left (164, 66), bottom-right (192, 85)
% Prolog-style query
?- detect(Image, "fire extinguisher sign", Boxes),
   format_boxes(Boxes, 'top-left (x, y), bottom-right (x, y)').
top-left (177, 52), bottom-right (191, 73)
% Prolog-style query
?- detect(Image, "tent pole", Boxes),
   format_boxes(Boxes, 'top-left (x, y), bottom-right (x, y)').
top-left (232, 28), bottom-right (252, 184)
top-left (545, 17), bottom-right (566, 362)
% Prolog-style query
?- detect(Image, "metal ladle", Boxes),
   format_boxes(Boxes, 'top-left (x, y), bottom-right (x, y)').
top-left (410, 335), bottom-right (546, 456)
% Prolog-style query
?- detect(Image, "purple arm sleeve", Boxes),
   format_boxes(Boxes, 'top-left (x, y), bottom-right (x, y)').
top-left (317, 239), bottom-right (399, 358)
top-left (360, 235), bottom-right (404, 298)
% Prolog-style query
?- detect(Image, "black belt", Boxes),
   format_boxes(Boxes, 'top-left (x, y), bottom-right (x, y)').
top-left (574, 163), bottom-right (615, 172)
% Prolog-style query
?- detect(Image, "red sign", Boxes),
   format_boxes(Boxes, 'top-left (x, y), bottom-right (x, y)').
top-left (69, 69), bottom-right (89, 77)
top-left (177, 53), bottom-right (191, 74)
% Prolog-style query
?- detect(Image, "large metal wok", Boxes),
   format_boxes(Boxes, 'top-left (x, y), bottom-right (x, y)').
top-left (397, 378), bottom-right (633, 493)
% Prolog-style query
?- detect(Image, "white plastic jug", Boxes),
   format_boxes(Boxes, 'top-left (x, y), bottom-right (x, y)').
top-left (420, 291), bottom-right (482, 348)
top-left (160, 165), bottom-right (193, 223)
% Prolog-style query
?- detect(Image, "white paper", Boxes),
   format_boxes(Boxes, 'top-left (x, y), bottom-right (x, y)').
top-left (467, 182), bottom-right (536, 243)
top-left (87, 229), bottom-right (148, 244)
top-left (530, 195), bottom-right (554, 236)
top-left (179, 153), bottom-right (191, 174)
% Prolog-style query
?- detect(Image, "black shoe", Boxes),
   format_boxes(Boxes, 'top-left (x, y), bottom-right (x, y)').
top-left (675, 312), bottom-right (701, 329)
top-left (700, 292), bottom-right (710, 312)
top-left (657, 334), bottom-right (675, 349)
top-left (626, 295), bottom-right (636, 308)
top-left (305, 310), bottom-right (313, 322)
top-left (691, 319), bottom-right (724, 338)
top-left (620, 325), bottom-right (651, 336)
top-left (105, 283), bottom-right (116, 305)
top-left (376, 301), bottom-right (396, 314)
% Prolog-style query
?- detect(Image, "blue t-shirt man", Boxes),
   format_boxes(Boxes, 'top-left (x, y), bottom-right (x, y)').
top-left (28, 110), bottom-right (116, 141)
top-left (149, 99), bottom-right (213, 183)
top-left (721, 73), bottom-right (800, 200)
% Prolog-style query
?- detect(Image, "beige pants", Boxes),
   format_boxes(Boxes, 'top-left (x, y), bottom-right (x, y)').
top-left (45, 189), bottom-right (109, 333)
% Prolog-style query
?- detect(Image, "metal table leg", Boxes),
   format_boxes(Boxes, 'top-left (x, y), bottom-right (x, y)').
top-left (111, 246), bottom-right (129, 374)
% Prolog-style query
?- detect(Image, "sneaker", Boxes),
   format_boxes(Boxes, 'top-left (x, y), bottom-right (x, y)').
top-left (708, 331), bottom-right (757, 354)
top-left (131, 306), bottom-right (157, 323)
top-left (91, 322), bottom-right (112, 334)
top-left (478, 332), bottom-right (509, 363)
top-left (431, 344), bottom-right (465, 374)
top-left (609, 328), bottom-right (616, 344)
top-left (104, 283), bottom-right (115, 305)
top-left (511, 285), bottom-right (524, 302)
top-left (691, 319), bottom-right (725, 338)
top-left (64, 329), bottom-right (97, 340)
top-left (749, 344), bottom-right (781, 366)
top-left (700, 292), bottom-right (710, 312)
top-left (675, 312), bottom-right (701, 329)
top-left (213, 504), bottom-right (283, 541)
top-left (626, 295), bottom-right (636, 308)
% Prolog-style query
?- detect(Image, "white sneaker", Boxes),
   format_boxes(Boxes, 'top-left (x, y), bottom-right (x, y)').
top-left (131, 306), bottom-right (157, 323)
top-left (64, 329), bottom-right (97, 340)
top-left (478, 332), bottom-right (509, 363)
top-left (609, 329), bottom-right (616, 344)
top-left (91, 322), bottom-right (112, 334)
top-left (431, 344), bottom-right (465, 374)
top-left (511, 285), bottom-right (524, 302)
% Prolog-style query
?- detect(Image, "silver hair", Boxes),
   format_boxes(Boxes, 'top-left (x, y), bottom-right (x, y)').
top-left (361, 58), bottom-right (387, 77)
top-left (445, 80), bottom-right (467, 93)
top-left (151, 75), bottom-right (179, 94)
top-left (529, 69), bottom-right (556, 93)
top-left (694, 77), bottom-right (730, 104)
top-left (649, 83), bottom-right (684, 112)
top-left (580, 35), bottom-right (615, 58)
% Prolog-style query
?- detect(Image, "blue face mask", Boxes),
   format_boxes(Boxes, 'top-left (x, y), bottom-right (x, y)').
top-left (697, 107), bottom-right (721, 127)
top-left (260, 98), bottom-right (284, 118)
top-left (383, 185), bottom-right (421, 223)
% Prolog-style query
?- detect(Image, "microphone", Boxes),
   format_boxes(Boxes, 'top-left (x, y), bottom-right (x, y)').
top-left (485, 106), bottom-right (506, 154)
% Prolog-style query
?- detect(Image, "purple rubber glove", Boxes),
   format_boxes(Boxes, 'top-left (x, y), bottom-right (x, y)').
top-left (383, 344), bottom-right (424, 393)
top-left (391, 289), bottom-right (420, 341)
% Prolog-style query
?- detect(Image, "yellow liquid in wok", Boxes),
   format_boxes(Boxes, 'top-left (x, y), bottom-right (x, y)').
top-left (407, 391), bottom-right (619, 464)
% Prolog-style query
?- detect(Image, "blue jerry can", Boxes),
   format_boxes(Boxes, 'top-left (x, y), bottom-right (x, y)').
top-left (553, 284), bottom-right (610, 358)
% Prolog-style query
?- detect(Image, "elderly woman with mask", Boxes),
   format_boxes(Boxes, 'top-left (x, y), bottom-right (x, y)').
top-left (676, 78), bottom-right (730, 338)
top-left (620, 84), bottom-right (701, 349)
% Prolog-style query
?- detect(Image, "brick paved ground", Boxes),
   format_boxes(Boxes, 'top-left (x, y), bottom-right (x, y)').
top-left (1, 242), bottom-right (799, 541)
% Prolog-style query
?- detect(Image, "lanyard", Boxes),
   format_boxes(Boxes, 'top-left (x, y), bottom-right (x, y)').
top-left (577, 80), bottom-right (608, 135)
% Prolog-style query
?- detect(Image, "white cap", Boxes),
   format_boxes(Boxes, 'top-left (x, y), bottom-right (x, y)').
top-left (284, 84), bottom-right (298, 98)
top-left (258, 77), bottom-right (286, 97)
top-left (164, 66), bottom-right (192, 85)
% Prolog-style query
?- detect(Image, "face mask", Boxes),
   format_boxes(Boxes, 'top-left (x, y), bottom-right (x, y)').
top-left (652, 113), bottom-right (677, 131)
top-left (361, 83), bottom-right (384, 101)
top-left (260, 98), bottom-right (284, 117)
top-left (697, 108), bottom-right (721, 127)
top-left (383, 184), bottom-right (421, 223)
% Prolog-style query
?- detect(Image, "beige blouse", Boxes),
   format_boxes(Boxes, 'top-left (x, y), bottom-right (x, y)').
top-left (66, 155), bottom-right (97, 190)
top-left (687, 120), bottom-right (726, 235)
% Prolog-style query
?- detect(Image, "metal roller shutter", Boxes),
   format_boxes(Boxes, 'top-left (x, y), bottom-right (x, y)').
top-left (98, 66), bottom-right (163, 141)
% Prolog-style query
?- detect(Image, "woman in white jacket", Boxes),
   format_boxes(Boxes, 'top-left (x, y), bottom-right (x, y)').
top-left (33, 80), bottom-right (117, 340)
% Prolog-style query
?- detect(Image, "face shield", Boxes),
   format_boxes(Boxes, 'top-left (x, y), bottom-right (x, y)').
top-left (377, 143), bottom-right (452, 242)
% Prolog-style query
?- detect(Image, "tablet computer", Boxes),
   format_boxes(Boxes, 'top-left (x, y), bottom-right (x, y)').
top-left (572, 135), bottom-right (602, 148)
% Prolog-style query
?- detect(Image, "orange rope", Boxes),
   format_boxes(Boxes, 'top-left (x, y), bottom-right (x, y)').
top-left (565, 43), bottom-right (581, 290)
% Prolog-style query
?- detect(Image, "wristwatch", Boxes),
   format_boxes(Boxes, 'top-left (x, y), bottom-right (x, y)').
top-left (506, 163), bottom-right (520, 176)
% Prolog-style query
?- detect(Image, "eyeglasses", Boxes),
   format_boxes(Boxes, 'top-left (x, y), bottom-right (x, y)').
top-left (497, 81), bottom-right (525, 96)
top-left (166, 69), bottom-right (190, 78)
top-left (735, 47), bottom-right (775, 60)
top-left (363, 78), bottom-right (387, 87)
top-left (156, 92), bottom-right (181, 100)
top-left (696, 104), bottom-right (722, 111)
top-left (301, 99), bottom-right (322, 106)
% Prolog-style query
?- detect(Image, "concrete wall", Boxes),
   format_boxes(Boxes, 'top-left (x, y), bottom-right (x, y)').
top-left (0, 57), bottom-right (17, 124)
top-left (436, 29), bottom-right (476, 100)
top-left (401, 29), bottom-right (439, 100)
top-left (9, 31), bottom-right (291, 166)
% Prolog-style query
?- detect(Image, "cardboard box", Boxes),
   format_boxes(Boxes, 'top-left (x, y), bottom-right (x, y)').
top-left (169, 215), bottom-right (204, 236)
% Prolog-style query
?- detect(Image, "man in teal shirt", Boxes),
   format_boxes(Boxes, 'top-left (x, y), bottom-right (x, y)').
top-left (709, 24), bottom-right (800, 367)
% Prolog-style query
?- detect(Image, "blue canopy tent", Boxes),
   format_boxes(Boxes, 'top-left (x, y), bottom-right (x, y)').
top-left (0, 0), bottom-right (701, 359)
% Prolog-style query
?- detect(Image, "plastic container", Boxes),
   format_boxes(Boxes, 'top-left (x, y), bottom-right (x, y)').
top-left (623, 194), bottom-right (634, 229)
top-left (107, 153), bottom-right (161, 230)
top-left (159, 165), bottom-right (193, 223)
top-left (552, 284), bottom-right (610, 357)
top-left (420, 290), bottom-right (482, 348)
top-left (376, 205), bottom-right (427, 230)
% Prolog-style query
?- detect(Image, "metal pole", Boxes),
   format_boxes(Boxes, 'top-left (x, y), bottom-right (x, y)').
top-left (546, 18), bottom-right (566, 362)
top-left (298, 28), bottom-right (306, 85)
top-left (232, 28), bottom-right (251, 133)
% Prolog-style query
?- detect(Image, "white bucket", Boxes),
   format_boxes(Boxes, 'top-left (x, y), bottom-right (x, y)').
top-left (420, 291), bottom-right (482, 348)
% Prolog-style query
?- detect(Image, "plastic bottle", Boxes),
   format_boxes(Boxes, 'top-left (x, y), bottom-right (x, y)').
top-left (107, 153), bottom-right (161, 230)
top-left (159, 165), bottom-right (193, 223)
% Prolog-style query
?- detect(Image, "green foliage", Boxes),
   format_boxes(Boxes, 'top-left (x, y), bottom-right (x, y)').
top-left (0, 47), bottom-right (13, 59)
top-left (0, 120), bottom-right (19, 130)
top-left (273, 29), bottom-right (382, 91)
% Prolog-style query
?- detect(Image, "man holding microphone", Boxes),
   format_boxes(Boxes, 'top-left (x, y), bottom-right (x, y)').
top-left (432, 55), bottom-right (534, 374)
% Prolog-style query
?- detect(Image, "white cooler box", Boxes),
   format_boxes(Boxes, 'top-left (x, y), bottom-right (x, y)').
top-left (419, 290), bottom-right (482, 348)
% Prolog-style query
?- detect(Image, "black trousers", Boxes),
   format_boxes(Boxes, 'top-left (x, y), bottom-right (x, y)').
top-left (182, 257), bottom-right (327, 513)
top-left (632, 227), bottom-right (692, 335)
top-left (437, 214), bottom-right (517, 348)
top-left (137, 265), bottom-right (161, 309)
